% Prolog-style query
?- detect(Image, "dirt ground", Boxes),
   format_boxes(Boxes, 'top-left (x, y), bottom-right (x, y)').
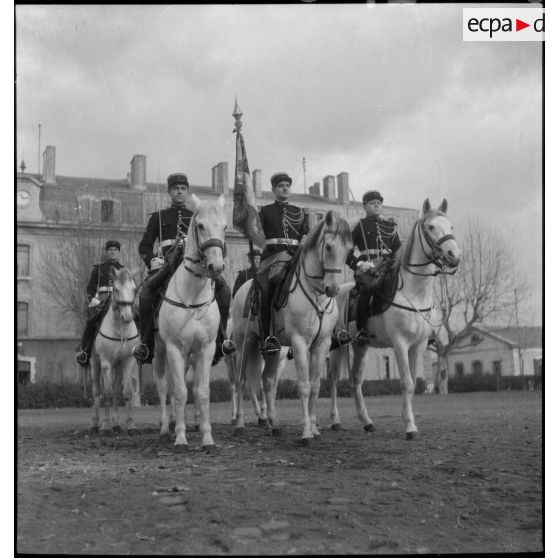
top-left (17, 390), bottom-right (542, 555)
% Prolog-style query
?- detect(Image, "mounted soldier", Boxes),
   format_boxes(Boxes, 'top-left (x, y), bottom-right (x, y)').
top-left (75, 240), bottom-right (124, 367)
top-left (232, 248), bottom-right (261, 299)
top-left (346, 190), bottom-right (401, 346)
top-left (256, 172), bottom-right (309, 354)
top-left (132, 172), bottom-right (236, 365)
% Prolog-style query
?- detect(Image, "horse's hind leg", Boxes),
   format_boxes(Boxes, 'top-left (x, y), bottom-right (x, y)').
top-left (90, 360), bottom-right (101, 434)
top-left (153, 350), bottom-right (171, 441)
top-left (351, 345), bottom-right (375, 432)
top-left (122, 358), bottom-right (139, 435)
top-left (328, 346), bottom-right (344, 431)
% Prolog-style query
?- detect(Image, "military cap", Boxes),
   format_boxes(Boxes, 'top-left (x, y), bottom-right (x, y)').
top-left (248, 248), bottom-right (262, 257)
top-left (270, 172), bottom-right (292, 188)
top-left (105, 240), bottom-right (121, 251)
top-left (167, 172), bottom-right (189, 190)
top-left (362, 190), bottom-right (384, 205)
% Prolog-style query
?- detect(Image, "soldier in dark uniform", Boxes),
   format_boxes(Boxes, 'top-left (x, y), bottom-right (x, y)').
top-left (346, 190), bottom-right (401, 346)
top-left (132, 172), bottom-right (236, 365)
top-left (257, 172), bottom-right (309, 354)
top-left (75, 240), bottom-right (124, 366)
top-left (232, 248), bottom-right (261, 299)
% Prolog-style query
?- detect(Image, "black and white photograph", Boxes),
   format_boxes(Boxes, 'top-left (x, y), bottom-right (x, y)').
top-left (16, 3), bottom-right (544, 555)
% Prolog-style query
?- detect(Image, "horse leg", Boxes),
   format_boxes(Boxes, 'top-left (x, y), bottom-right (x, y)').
top-left (192, 346), bottom-right (216, 450)
top-left (328, 346), bottom-right (344, 431)
top-left (90, 358), bottom-right (101, 434)
top-left (153, 349), bottom-right (171, 441)
top-left (308, 344), bottom-right (328, 439)
top-left (99, 360), bottom-right (113, 435)
top-left (122, 358), bottom-right (139, 435)
top-left (402, 341), bottom-right (426, 439)
top-left (110, 364), bottom-right (123, 434)
top-left (262, 351), bottom-right (282, 436)
top-left (393, 340), bottom-right (418, 438)
top-left (232, 350), bottom-right (247, 434)
top-left (165, 344), bottom-right (189, 448)
top-left (291, 337), bottom-right (314, 442)
top-left (225, 355), bottom-right (237, 425)
top-left (351, 345), bottom-right (375, 431)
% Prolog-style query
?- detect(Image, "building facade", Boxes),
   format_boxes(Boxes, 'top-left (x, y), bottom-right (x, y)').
top-left (17, 145), bottom-right (423, 384)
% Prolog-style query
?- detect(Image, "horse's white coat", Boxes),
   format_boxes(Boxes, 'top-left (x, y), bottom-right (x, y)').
top-left (90, 268), bottom-right (140, 434)
top-left (329, 200), bottom-right (461, 437)
top-left (153, 194), bottom-right (227, 449)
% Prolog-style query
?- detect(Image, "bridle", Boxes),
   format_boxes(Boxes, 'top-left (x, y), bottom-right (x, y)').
top-left (182, 213), bottom-right (227, 278)
top-left (404, 217), bottom-right (458, 277)
top-left (111, 283), bottom-right (135, 319)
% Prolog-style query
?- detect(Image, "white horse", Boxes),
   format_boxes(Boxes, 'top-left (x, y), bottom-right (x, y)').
top-left (329, 199), bottom-right (461, 439)
top-left (231, 210), bottom-right (353, 444)
top-left (153, 194), bottom-right (227, 451)
top-left (90, 267), bottom-right (140, 435)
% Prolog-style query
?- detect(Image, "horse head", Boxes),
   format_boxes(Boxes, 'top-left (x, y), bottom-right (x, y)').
top-left (303, 210), bottom-right (354, 297)
top-left (110, 267), bottom-right (136, 324)
top-left (187, 194), bottom-right (227, 279)
top-left (420, 199), bottom-right (461, 268)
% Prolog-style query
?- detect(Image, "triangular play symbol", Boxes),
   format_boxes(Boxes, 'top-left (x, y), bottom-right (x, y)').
top-left (516, 19), bottom-right (530, 32)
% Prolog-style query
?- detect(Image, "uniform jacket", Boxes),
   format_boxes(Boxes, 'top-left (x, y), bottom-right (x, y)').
top-left (138, 204), bottom-right (194, 268)
top-left (86, 261), bottom-right (124, 300)
top-left (346, 216), bottom-right (401, 271)
top-left (259, 201), bottom-right (310, 261)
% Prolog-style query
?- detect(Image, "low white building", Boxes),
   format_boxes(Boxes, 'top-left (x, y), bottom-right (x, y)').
top-left (444, 325), bottom-right (542, 378)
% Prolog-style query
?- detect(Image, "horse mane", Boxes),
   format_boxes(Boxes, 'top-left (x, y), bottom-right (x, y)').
top-left (302, 211), bottom-right (353, 254)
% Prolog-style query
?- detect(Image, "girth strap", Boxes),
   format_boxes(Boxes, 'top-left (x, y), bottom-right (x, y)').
top-left (161, 293), bottom-right (215, 310)
top-left (98, 331), bottom-right (139, 342)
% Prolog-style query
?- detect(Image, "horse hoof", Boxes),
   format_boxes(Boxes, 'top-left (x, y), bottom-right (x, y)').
top-left (313, 434), bottom-right (322, 442)
top-left (271, 428), bottom-right (282, 437)
top-left (159, 433), bottom-right (172, 444)
top-left (233, 427), bottom-right (245, 437)
top-left (127, 428), bottom-right (139, 437)
top-left (89, 426), bottom-right (99, 435)
top-left (202, 444), bottom-right (217, 454)
top-left (330, 423), bottom-right (343, 432)
top-left (258, 418), bottom-right (268, 426)
top-left (363, 423), bottom-right (376, 433)
top-left (406, 431), bottom-right (418, 440)
top-left (112, 425), bottom-right (122, 433)
top-left (173, 444), bottom-right (189, 453)
top-left (300, 437), bottom-right (313, 447)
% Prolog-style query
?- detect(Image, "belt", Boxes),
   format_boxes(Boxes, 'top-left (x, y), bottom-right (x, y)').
top-left (265, 238), bottom-right (299, 246)
top-left (360, 248), bottom-right (390, 256)
top-left (98, 287), bottom-right (113, 293)
top-left (160, 239), bottom-right (175, 248)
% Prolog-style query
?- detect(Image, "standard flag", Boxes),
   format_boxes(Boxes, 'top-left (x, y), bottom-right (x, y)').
top-left (232, 131), bottom-right (265, 250)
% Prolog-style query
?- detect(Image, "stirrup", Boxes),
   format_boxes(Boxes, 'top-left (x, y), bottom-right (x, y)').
top-left (132, 343), bottom-right (150, 362)
top-left (263, 336), bottom-right (281, 354)
top-left (355, 330), bottom-right (369, 346)
top-left (221, 339), bottom-right (237, 356)
top-left (75, 350), bottom-right (88, 366)
top-left (336, 329), bottom-right (353, 347)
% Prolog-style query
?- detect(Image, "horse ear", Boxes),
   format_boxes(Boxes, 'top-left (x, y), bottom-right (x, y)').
top-left (217, 194), bottom-right (226, 208)
top-left (422, 199), bottom-right (431, 215)
top-left (439, 199), bottom-right (448, 214)
top-left (186, 193), bottom-right (201, 213)
top-left (324, 210), bottom-right (334, 227)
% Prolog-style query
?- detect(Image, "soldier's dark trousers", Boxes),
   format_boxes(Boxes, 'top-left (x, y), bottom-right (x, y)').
top-left (213, 276), bottom-right (231, 346)
top-left (356, 285), bottom-right (373, 332)
top-left (258, 279), bottom-right (275, 340)
top-left (77, 305), bottom-right (105, 361)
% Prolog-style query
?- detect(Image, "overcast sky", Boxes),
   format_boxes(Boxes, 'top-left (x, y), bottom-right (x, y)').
top-left (15, 3), bottom-right (543, 324)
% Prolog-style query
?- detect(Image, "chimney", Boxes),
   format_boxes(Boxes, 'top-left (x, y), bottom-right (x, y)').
top-left (130, 154), bottom-right (147, 190)
top-left (308, 182), bottom-right (320, 196)
top-left (126, 172), bottom-right (131, 185)
top-left (323, 175), bottom-right (335, 200)
top-left (253, 169), bottom-right (262, 197)
top-left (42, 145), bottom-right (56, 184)
top-left (337, 172), bottom-right (350, 204)
top-left (213, 162), bottom-right (228, 194)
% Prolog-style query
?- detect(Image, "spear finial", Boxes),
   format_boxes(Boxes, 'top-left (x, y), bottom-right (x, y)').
top-left (233, 96), bottom-right (243, 133)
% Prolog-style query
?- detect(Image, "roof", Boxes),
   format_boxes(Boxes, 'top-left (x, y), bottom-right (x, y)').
top-left (474, 325), bottom-right (542, 349)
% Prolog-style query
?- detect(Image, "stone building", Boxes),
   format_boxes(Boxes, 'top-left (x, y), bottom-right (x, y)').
top-left (17, 146), bottom-right (424, 385)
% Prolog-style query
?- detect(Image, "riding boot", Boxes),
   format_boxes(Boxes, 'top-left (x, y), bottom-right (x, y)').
top-left (212, 278), bottom-right (237, 366)
top-left (75, 315), bottom-right (99, 367)
top-left (329, 329), bottom-right (353, 351)
top-left (132, 284), bottom-right (158, 364)
top-left (355, 287), bottom-right (372, 346)
top-left (259, 281), bottom-right (281, 354)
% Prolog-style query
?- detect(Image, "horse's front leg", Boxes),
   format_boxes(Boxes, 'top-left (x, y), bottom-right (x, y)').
top-left (308, 342), bottom-right (328, 439)
top-left (401, 340), bottom-right (426, 439)
top-left (225, 355), bottom-right (237, 425)
top-left (393, 339), bottom-right (417, 438)
top-left (109, 364), bottom-right (124, 434)
top-left (262, 350), bottom-right (282, 436)
top-left (165, 344), bottom-right (189, 449)
top-left (121, 357), bottom-right (139, 435)
top-left (291, 336), bottom-right (313, 443)
top-left (153, 347), bottom-right (171, 441)
top-left (328, 345), bottom-right (345, 431)
top-left (90, 358), bottom-right (101, 434)
top-left (192, 343), bottom-right (216, 450)
top-left (99, 360), bottom-right (114, 435)
top-left (351, 345), bottom-right (375, 432)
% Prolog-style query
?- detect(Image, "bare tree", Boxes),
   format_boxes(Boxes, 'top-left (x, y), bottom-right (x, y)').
top-left (429, 218), bottom-right (528, 393)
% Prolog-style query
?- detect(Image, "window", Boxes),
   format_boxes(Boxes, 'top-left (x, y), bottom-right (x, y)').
top-left (492, 360), bottom-right (502, 376)
top-left (473, 360), bottom-right (483, 375)
top-left (17, 244), bottom-right (30, 277)
top-left (383, 355), bottom-right (390, 379)
top-left (455, 362), bottom-right (464, 377)
top-left (101, 200), bottom-right (115, 223)
top-left (17, 302), bottom-right (29, 336)
top-left (18, 361), bottom-right (31, 385)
